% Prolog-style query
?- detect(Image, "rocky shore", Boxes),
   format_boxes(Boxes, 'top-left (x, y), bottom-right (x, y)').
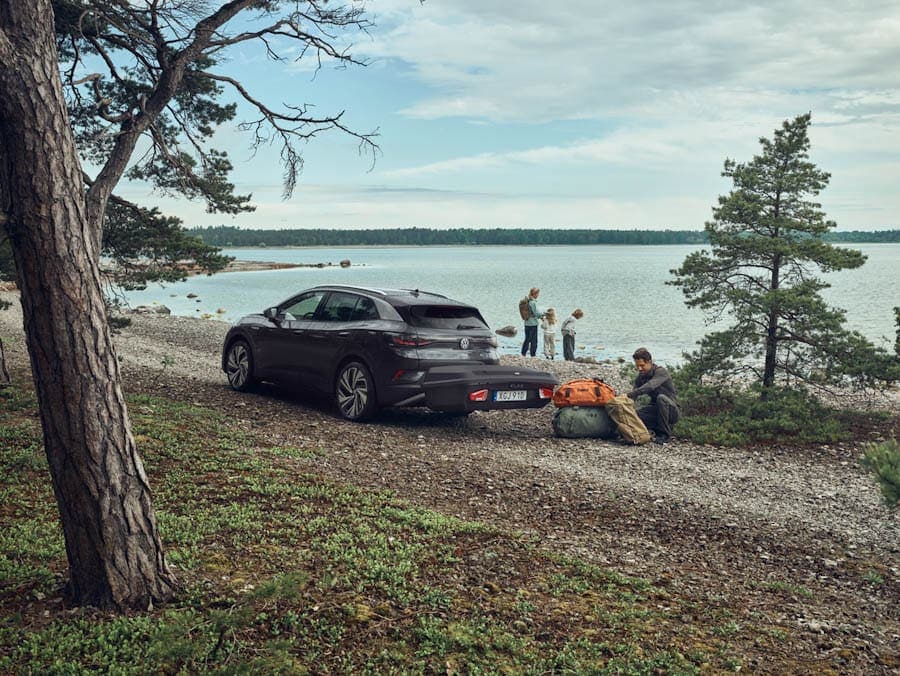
top-left (1, 291), bottom-right (898, 668)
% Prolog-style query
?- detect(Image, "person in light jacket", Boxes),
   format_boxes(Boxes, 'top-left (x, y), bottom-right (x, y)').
top-left (560, 308), bottom-right (583, 361)
top-left (541, 307), bottom-right (557, 359)
top-left (520, 287), bottom-right (543, 357)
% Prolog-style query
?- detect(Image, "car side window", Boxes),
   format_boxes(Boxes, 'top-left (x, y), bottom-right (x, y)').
top-left (318, 292), bottom-right (360, 322)
top-left (351, 297), bottom-right (379, 321)
top-left (280, 291), bottom-right (325, 320)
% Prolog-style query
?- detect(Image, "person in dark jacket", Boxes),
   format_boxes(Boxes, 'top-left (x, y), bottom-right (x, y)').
top-left (627, 347), bottom-right (680, 444)
top-left (560, 308), bottom-right (583, 361)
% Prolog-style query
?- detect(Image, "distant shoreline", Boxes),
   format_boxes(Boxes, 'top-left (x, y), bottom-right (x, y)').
top-left (189, 226), bottom-right (900, 249)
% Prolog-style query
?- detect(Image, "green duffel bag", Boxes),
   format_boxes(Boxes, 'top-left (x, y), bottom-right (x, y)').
top-left (552, 405), bottom-right (616, 439)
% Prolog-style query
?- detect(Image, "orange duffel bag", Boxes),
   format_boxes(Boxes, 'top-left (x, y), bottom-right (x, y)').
top-left (552, 378), bottom-right (616, 408)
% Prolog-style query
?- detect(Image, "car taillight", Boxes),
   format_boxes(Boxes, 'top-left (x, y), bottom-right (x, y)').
top-left (389, 334), bottom-right (432, 347)
top-left (539, 387), bottom-right (554, 399)
top-left (468, 389), bottom-right (489, 402)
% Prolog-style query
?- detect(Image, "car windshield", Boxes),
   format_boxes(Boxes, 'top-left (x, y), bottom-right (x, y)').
top-left (405, 305), bottom-right (489, 330)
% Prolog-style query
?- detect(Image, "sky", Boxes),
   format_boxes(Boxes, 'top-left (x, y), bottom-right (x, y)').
top-left (116, 0), bottom-right (900, 231)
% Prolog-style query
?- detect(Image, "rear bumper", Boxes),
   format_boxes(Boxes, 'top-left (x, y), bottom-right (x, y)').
top-left (418, 365), bottom-right (558, 412)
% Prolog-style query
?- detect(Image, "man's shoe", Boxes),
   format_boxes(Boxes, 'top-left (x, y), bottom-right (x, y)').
top-left (653, 433), bottom-right (670, 445)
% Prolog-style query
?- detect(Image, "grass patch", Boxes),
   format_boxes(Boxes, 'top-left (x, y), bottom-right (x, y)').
top-left (674, 382), bottom-right (860, 446)
top-left (0, 386), bottom-right (806, 672)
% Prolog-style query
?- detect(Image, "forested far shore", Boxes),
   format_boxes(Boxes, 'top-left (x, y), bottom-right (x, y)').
top-left (188, 226), bottom-right (900, 247)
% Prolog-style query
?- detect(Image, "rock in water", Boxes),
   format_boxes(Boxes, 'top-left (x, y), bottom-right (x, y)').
top-left (340, 259), bottom-right (351, 268)
top-left (495, 325), bottom-right (517, 337)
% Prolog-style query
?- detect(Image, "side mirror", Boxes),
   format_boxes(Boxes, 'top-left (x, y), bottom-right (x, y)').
top-left (263, 307), bottom-right (279, 322)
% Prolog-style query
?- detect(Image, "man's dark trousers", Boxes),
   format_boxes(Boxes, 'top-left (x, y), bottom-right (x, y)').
top-left (563, 334), bottom-right (575, 361)
top-left (636, 394), bottom-right (680, 436)
top-left (521, 325), bottom-right (538, 356)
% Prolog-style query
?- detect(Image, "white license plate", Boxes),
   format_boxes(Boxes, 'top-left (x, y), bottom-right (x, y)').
top-left (494, 390), bottom-right (528, 402)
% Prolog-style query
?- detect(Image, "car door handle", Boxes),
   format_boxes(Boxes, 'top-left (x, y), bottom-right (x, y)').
top-left (292, 329), bottom-right (305, 335)
top-left (338, 331), bottom-right (350, 337)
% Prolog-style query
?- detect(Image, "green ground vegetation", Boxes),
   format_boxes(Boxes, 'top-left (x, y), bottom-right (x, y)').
top-left (0, 381), bottom-right (816, 674)
top-left (862, 438), bottom-right (900, 508)
top-left (617, 361), bottom-right (895, 448)
top-left (670, 374), bottom-right (893, 447)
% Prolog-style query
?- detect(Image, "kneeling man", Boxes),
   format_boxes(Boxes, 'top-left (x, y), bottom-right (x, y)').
top-left (627, 347), bottom-right (680, 444)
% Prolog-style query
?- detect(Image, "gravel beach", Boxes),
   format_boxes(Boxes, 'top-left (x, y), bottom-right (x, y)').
top-left (2, 290), bottom-right (898, 668)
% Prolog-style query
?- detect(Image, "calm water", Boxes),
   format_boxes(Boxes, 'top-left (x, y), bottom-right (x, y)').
top-left (124, 244), bottom-right (899, 365)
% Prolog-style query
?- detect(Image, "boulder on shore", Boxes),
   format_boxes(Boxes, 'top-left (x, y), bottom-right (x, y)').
top-left (132, 304), bottom-right (171, 315)
top-left (495, 325), bottom-right (517, 337)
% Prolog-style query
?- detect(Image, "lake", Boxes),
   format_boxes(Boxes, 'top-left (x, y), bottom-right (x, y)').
top-left (123, 243), bottom-right (899, 365)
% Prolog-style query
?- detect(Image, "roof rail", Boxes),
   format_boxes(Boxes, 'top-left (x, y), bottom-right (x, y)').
top-left (310, 284), bottom-right (389, 296)
top-left (399, 288), bottom-right (449, 299)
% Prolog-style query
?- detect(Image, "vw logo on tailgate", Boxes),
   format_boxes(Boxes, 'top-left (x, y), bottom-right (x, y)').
top-left (458, 337), bottom-right (470, 349)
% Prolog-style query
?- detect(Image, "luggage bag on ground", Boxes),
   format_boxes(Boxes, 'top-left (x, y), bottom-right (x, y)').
top-left (604, 394), bottom-right (653, 445)
top-left (552, 405), bottom-right (617, 439)
top-left (552, 378), bottom-right (616, 408)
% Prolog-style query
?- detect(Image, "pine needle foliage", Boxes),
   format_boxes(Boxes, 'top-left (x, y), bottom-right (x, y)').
top-left (671, 113), bottom-right (899, 392)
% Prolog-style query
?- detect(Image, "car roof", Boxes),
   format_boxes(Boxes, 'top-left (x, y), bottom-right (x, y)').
top-left (306, 284), bottom-right (473, 308)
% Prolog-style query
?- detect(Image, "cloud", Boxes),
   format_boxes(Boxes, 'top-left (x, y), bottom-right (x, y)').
top-left (362, 0), bottom-right (900, 124)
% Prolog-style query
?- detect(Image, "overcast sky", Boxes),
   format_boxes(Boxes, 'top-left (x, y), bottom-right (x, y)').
top-left (119, 0), bottom-right (900, 230)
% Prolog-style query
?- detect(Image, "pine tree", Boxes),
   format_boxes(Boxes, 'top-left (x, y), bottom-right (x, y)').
top-left (671, 113), bottom-right (898, 391)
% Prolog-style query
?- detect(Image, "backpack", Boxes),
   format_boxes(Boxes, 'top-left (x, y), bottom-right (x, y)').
top-left (518, 297), bottom-right (531, 321)
top-left (552, 406), bottom-right (616, 439)
top-left (604, 394), bottom-right (652, 445)
top-left (552, 378), bottom-right (616, 408)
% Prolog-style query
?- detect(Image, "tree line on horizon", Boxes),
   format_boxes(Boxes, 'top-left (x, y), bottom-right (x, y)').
top-left (188, 225), bottom-right (900, 247)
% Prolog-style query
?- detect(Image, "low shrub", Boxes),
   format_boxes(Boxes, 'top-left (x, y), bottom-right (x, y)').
top-left (674, 383), bottom-right (849, 446)
top-left (861, 438), bottom-right (900, 508)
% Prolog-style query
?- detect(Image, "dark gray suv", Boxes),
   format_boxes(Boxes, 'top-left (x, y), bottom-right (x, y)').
top-left (221, 284), bottom-right (557, 420)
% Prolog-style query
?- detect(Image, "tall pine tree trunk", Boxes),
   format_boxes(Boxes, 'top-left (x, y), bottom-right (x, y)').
top-left (763, 253), bottom-right (781, 389)
top-left (0, 1), bottom-right (176, 609)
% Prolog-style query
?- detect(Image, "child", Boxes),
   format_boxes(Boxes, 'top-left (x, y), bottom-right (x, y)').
top-left (560, 308), bottom-right (584, 361)
top-left (541, 308), bottom-right (557, 359)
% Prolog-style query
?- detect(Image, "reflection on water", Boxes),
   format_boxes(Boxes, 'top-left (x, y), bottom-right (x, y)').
top-left (124, 243), bottom-right (899, 365)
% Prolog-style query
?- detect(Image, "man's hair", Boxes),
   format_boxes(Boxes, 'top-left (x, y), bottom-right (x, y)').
top-left (529, 287), bottom-right (540, 297)
top-left (632, 347), bottom-right (652, 362)
top-left (573, 308), bottom-right (584, 318)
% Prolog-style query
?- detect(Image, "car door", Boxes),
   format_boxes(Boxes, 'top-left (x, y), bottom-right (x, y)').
top-left (257, 290), bottom-right (327, 384)
top-left (305, 291), bottom-right (364, 390)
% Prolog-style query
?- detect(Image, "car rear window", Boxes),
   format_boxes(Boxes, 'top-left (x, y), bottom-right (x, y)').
top-left (405, 305), bottom-right (489, 330)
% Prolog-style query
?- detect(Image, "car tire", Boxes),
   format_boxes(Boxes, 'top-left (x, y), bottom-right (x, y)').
top-left (225, 339), bottom-right (256, 392)
top-left (335, 361), bottom-right (377, 421)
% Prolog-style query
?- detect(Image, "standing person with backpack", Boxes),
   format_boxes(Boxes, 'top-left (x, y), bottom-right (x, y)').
top-left (519, 287), bottom-right (543, 357)
top-left (560, 308), bottom-right (584, 361)
top-left (627, 347), bottom-right (680, 444)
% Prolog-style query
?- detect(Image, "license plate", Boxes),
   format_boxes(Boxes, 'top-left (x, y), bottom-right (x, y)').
top-left (494, 390), bottom-right (527, 402)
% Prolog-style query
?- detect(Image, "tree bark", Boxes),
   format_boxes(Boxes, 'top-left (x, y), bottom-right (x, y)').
top-left (763, 254), bottom-right (780, 390)
top-left (0, 337), bottom-right (10, 387)
top-left (0, 1), bottom-right (176, 609)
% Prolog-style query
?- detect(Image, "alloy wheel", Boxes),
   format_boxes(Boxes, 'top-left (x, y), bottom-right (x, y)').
top-left (336, 363), bottom-right (371, 420)
top-left (225, 341), bottom-right (252, 390)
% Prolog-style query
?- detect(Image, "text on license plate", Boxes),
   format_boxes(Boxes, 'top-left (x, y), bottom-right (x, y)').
top-left (494, 390), bottom-right (528, 402)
